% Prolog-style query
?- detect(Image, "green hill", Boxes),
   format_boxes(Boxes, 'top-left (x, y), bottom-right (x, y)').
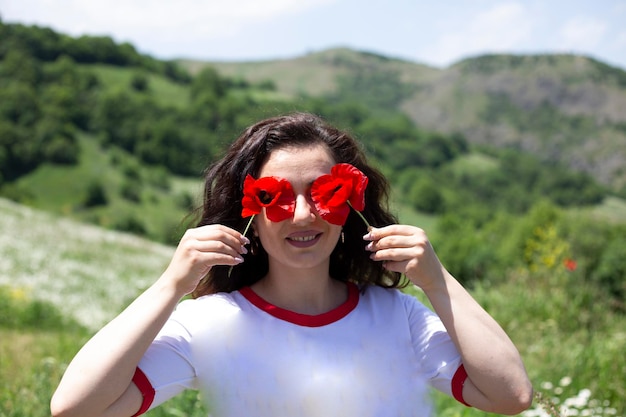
top-left (186, 49), bottom-right (626, 194)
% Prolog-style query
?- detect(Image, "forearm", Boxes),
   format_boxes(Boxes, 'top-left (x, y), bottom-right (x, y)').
top-left (423, 269), bottom-right (532, 414)
top-left (51, 277), bottom-right (184, 417)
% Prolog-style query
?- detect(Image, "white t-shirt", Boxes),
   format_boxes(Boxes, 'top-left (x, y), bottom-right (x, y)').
top-left (137, 283), bottom-right (466, 416)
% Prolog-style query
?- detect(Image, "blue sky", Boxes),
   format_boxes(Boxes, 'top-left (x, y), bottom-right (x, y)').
top-left (2, 0), bottom-right (626, 70)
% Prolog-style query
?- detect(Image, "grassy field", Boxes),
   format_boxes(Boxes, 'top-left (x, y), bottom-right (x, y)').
top-left (86, 64), bottom-right (191, 109)
top-left (14, 132), bottom-right (202, 244)
top-left (1, 198), bottom-right (624, 416)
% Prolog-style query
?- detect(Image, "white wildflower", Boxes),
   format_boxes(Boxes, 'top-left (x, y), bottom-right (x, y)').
top-left (0, 198), bottom-right (174, 330)
top-left (564, 389), bottom-right (592, 409)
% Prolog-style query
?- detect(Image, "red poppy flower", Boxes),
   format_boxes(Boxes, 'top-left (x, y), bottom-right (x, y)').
top-left (310, 163), bottom-right (369, 226)
top-left (241, 175), bottom-right (295, 222)
top-left (563, 258), bottom-right (577, 272)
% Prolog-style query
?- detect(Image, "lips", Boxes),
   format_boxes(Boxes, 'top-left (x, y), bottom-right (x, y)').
top-left (286, 231), bottom-right (322, 247)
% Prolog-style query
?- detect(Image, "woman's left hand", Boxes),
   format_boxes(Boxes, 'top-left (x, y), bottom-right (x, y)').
top-left (364, 225), bottom-right (446, 291)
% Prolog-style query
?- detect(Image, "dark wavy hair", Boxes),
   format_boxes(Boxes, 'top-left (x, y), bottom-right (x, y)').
top-left (192, 112), bottom-right (405, 297)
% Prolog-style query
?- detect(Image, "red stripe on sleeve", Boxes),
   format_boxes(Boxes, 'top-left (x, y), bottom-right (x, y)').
top-left (131, 367), bottom-right (155, 417)
top-left (451, 364), bottom-right (471, 407)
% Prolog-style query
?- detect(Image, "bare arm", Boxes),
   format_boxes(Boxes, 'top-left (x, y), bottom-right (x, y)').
top-left (51, 225), bottom-right (248, 417)
top-left (365, 225), bottom-right (533, 415)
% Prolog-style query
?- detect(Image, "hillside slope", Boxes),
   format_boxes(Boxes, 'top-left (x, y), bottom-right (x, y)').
top-left (402, 54), bottom-right (626, 191)
top-left (0, 197), bottom-right (173, 329)
top-left (181, 48), bottom-right (440, 97)
top-left (184, 49), bottom-right (626, 192)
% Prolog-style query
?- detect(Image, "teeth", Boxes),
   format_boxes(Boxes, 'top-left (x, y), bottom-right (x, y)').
top-left (290, 235), bottom-right (316, 242)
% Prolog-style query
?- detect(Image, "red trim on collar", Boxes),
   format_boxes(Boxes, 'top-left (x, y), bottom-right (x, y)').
top-left (239, 282), bottom-right (359, 327)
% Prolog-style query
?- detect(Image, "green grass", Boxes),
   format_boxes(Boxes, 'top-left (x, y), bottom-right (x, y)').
top-left (447, 152), bottom-right (500, 175)
top-left (580, 196), bottom-right (626, 224)
top-left (393, 201), bottom-right (439, 232)
top-left (85, 64), bottom-right (190, 109)
top-left (14, 133), bottom-right (200, 243)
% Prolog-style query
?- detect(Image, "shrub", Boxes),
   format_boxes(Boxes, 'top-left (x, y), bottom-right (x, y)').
top-left (120, 179), bottom-right (142, 202)
top-left (84, 180), bottom-right (108, 207)
top-left (409, 179), bottom-right (445, 214)
top-left (592, 236), bottom-right (626, 306)
top-left (113, 214), bottom-right (146, 235)
top-left (131, 72), bottom-right (149, 92)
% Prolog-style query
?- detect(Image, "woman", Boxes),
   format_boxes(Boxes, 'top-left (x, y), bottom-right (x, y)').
top-left (51, 112), bottom-right (532, 417)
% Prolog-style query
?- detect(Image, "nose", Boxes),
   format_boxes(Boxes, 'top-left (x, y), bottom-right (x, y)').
top-left (292, 194), bottom-right (316, 225)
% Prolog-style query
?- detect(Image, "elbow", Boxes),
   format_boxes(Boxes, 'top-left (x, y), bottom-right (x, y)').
top-left (493, 383), bottom-right (534, 415)
top-left (50, 393), bottom-right (73, 417)
top-left (50, 392), bottom-right (86, 417)
top-left (512, 378), bottom-right (534, 414)
top-left (50, 398), bottom-right (67, 417)
top-left (515, 384), bottom-right (535, 414)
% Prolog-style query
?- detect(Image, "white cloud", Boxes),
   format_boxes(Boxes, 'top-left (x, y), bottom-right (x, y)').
top-left (1, 0), bottom-right (336, 43)
top-left (424, 1), bottom-right (534, 66)
top-left (2, 0), bottom-right (625, 68)
top-left (557, 16), bottom-right (608, 50)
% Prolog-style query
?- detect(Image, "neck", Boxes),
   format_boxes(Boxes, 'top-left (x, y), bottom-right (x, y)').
top-left (252, 264), bottom-right (347, 315)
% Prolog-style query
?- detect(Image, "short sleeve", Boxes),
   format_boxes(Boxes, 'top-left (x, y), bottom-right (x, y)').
top-left (400, 292), bottom-right (464, 397)
top-left (136, 308), bottom-right (198, 411)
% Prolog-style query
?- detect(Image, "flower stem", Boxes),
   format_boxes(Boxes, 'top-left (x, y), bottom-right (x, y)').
top-left (348, 202), bottom-right (372, 231)
top-left (228, 215), bottom-right (255, 278)
top-left (242, 215), bottom-right (255, 238)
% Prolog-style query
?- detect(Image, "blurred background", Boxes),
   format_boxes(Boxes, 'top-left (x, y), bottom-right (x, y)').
top-left (1, 1), bottom-right (624, 416)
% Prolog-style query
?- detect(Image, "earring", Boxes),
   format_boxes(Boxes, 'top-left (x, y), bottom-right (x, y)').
top-left (341, 231), bottom-right (345, 244)
top-left (250, 236), bottom-right (259, 255)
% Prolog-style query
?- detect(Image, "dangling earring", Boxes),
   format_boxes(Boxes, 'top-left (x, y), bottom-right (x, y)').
top-left (250, 229), bottom-right (260, 255)
top-left (341, 231), bottom-right (345, 244)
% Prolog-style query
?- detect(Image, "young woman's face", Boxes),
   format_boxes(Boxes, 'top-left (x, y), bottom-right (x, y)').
top-left (254, 144), bottom-right (343, 275)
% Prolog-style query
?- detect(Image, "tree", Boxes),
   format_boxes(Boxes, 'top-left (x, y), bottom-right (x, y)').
top-left (0, 49), bottom-right (43, 85)
top-left (0, 82), bottom-right (40, 126)
top-left (409, 179), bottom-right (445, 214)
top-left (190, 67), bottom-right (227, 100)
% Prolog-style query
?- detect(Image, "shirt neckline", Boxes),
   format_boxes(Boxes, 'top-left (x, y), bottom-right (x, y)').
top-left (239, 282), bottom-right (359, 327)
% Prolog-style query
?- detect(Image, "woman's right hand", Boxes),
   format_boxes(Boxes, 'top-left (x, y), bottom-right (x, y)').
top-left (161, 225), bottom-right (249, 296)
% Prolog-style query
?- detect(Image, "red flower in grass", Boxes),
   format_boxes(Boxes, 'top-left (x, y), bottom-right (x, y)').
top-left (241, 175), bottom-right (295, 222)
top-left (310, 163), bottom-right (369, 226)
top-left (563, 258), bottom-right (577, 272)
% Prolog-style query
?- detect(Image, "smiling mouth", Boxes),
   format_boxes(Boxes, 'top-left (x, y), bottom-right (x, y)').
top-left (288, 235), bottom-right (319, 242)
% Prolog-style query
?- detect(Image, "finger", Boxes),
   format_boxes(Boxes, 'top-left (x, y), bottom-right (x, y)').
top-left (364, 225), bottom-right (423, 241)
top-left (193, 224), bottom-right (250, 245)
top-left (381, 259), bottom-right (412, 274)
top-left (365, 234), bottom-right (420, 252)
top-left (174, 235), bottom-right (245, 271)
top-left (191, 239), bottom-right (246, 259)
top-left (186, 226), bottom-right (248, 254)
top-left (369, 246), bottom-right (421, 263)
